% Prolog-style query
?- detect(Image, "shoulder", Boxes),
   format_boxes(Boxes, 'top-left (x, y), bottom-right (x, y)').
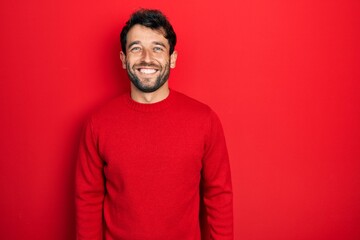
top-left (170, 90), bottom-right (225, 133)
top-left (86, 93), bottom-right (129, 126)
top-left (171, 90), bottom-right (213, 115)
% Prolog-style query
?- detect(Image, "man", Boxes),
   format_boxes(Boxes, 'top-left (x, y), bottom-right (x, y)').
top-left (76, 9), bottom-right (233, 240)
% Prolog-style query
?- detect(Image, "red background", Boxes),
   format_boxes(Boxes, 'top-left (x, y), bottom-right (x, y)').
top-left (1, 0), bottom-right (359, 239)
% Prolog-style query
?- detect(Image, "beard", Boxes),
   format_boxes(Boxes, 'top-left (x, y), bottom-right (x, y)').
top-left (126, 61), bottom-right (170, 93)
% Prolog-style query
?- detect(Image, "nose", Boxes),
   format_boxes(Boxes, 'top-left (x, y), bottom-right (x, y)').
top-left (141, 49), bottom-right (152, 62)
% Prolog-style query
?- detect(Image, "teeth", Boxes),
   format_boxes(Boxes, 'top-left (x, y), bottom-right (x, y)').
top-left (139, 68), bottom-right (156, 74)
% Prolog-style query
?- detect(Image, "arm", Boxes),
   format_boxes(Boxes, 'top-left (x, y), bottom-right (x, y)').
top-left (75, 118), bottom-right (105, 240)
top-left (201, 111), bottom-right (233, 240)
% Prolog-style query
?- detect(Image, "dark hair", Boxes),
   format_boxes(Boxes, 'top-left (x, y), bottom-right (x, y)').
top-left (120, 9), bottom-right (177, 55)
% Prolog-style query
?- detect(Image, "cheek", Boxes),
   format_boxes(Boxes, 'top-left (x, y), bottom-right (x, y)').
top-left (125, 58), bottom-right (138, 69)
top-left (155, 55), bottom-right (170, 64)
top-left (126, 54), bottom-right (141, 62)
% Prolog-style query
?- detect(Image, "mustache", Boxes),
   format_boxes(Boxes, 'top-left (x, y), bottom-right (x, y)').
top-left (134, 61), bottom-right (160, 68)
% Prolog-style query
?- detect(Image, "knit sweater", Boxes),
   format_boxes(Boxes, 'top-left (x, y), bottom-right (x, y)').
top-left (75, 90), bottom-right (233, 240)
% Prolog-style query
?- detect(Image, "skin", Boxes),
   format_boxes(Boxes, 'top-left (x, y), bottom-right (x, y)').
top-left (120, 24), bottom-right (178, 104)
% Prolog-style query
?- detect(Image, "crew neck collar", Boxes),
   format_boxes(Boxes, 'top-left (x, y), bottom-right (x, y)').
top-left (124, 89), bottom-right (176, 112)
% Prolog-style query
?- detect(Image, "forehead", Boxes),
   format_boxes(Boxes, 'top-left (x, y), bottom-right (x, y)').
top-left (126, 24), bottom-right (169, 47)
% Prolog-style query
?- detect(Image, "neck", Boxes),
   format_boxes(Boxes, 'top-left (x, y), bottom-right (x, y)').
top-left (130, 83), bottom-right (170, 104)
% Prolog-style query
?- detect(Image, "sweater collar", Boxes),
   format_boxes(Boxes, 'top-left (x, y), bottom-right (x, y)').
top-left (124, 89), bottom-right (176, 112)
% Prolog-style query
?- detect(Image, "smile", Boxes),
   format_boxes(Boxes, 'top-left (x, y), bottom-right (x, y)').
top-left (137, 68), bottom-right (158, 74)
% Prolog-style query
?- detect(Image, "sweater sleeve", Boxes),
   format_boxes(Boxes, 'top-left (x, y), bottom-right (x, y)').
top-left (75, 118), bottom-right (105, 240)
top-left (201, 110), bottom-right (233, 240)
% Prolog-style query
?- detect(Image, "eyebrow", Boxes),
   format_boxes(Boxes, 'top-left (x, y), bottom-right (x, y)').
top-left (152, 41), bottom-right (167, 48)
top-left (127, 41), bottom-right (168, 49)
top-left (127, 41), bottom-right (141, 49)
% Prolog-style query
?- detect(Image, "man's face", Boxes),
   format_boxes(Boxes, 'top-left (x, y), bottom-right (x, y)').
top-left (120, 24), bottom-right (177, 93)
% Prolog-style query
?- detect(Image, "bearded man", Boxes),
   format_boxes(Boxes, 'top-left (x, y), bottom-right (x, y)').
top-left (76, 9), bottom-right (233, 240)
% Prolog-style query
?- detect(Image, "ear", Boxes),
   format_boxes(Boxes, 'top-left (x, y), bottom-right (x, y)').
top-left (120, 51), bottom-right (127, 69)
top-left (170, 50), bottom-right (178, 69)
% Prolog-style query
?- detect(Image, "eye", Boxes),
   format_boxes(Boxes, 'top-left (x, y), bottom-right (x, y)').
top-left (153, 46), bottom-right (164, 52)
top-left (130, 46), bottom-right (141, 52)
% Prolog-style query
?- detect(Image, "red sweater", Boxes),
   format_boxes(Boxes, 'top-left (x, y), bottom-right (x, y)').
top-left (75, 90), bottom-right (233, 240)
